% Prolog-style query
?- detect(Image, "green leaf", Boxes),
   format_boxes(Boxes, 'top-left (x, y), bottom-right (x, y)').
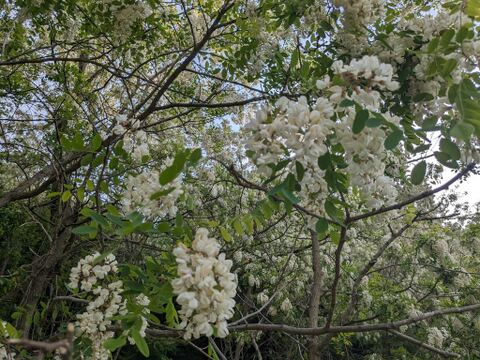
top-left (422, 117), bottom-right (439, 131)
top-left (331, 230), bottom-right (341, 245)
top-left (243, 215), bottom-right (254, 235)
top-left (272, 159), bottom-right (291, 173)
top-left (448, 84), bottom-right (459, 103)
top-left (77, 188), bottom-right (85, 202)
top-left (315, 218), bottom-right (329, 234)
top-left (166, 300), bottom-right (178, 327)
top-left (150, 187), bottom-right (175, 200)
top-left (324, 200), bottom-right (344, 223)
top-left (159, 150), bottom-right (190, 185)
top-left (92, 154), bottom-right (105, 168)
top-left (440, 58), bottom-right (457, 78)
top-left (384, 129), bottom-right (403, 150)
top-left (295, 161), bottom-right (305, 181)
top-left (440, 28), bottom-right (455, 48)
top-left (279, 188), bottom-right (300, 204)
top-left (434, 151), bottom-right (459, 169)
top-left (72, 225), bottom-right (97, 235)
top-left (72, 132), bottom-right (85, 151)
top-left (157, 222), bottom-right (170, 233)
top-left (61, 190), bottom-right (71, 202)
top-left (81, 208), bottom-right (109, 226)
top-left (352, 109), bottom-right (369, 134)
top-left (427, 37), bottom-right (439, 53)
top-left (60, 134), bottom-right (72, 150)
top-left (189, 148), bottom-right (202, 165)
top-left (103, 336), bottom-right (126, 352)
top-left (159, 167), bottom-right (180, 185)
top-left (413, 93), bottom-right (435, 102)
top-left (131, 330), bottom-right (149, 357)
top-left (366, 117), bottom-right (382, 128)
top-left (220, 226), bottom-right (233, 242)
top-left (439, 138), bottom-right (461, 160)
top-left (456, 25), bottom-right (473, 43)
top-left (291, 49), bottom-right (300, 68)
top-left (5, 322), bottom-right (17, 338)
top-left (90, 133), bottom-right (103, 151)
top-left (317, 152), bottom-right (331, 170)
top-left (80, 153), bottom-right (93, 166)
top-left (86, 179), bottom-right (95, 191)
top-left (339, 99), bottom-right (355, 107)
top-left (466, 0), bottom-right (480, 18)
top-left (233, 219), bottom-right (244, 236)
top-left (411, 161), bottom-right (427, 185)
top-left (450, 122), bottom-right (475, 140)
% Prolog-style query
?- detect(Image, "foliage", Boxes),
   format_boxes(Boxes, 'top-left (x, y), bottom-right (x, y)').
top-left (0, 0), bottom-right (479, 359)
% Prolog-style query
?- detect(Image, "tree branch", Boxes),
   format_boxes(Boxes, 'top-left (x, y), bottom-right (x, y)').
top-left (348, 163), bottom-right (475, 223)
top-left (229, 303), bottom-right (480, 335)
top-left (387, 329), bottom-right (460, 358)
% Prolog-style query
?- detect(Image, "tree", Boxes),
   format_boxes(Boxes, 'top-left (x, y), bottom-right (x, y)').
top-left (0, 0), bottom-right (479, 359)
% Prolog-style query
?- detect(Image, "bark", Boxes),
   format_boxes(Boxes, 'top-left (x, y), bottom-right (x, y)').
top-left (18, 201), bottom-right (77, 336)
top-left (308, 230), bottom-right (324, 360)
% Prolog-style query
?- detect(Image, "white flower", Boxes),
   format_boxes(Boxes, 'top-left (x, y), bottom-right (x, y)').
top-left (172, 228), bottom-right (237, 340)
top-left (122, 161), bottom-right (183, 218)
top-left (68, 253), bottom-right (126, 359)
top-left (280, 298), bottom-right (293, 312)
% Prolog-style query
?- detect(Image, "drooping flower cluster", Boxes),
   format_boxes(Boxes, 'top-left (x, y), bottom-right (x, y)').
top-left (112, 115), bottom-right (150, 162)
top-left (69, 253), bottom-right (118, 292)
top-left (112, 3), bottom-right (152, 42)
top-left (122, 162), bottom-right (183, 218)
top-left (246, 55), bottom-right (401, 215)
top-left (172, 228), bottom-right (237, 339)
top-left (69, 253), bottom-right (127, 360)
top-left (427, 326), bottom-right (450, 348)
top-left (333, 0), bottom-right (386, 30)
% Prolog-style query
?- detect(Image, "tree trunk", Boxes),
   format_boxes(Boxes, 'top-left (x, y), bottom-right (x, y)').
top-left (18, 203), bottom-right (76, 336)
top-left (308, 230), bottom-right (324, 360)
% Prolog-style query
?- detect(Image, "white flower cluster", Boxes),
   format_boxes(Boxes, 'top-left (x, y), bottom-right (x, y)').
top-left (113, 115), bottom-right (150, 162)
top-left (69, 253), bottom-right (118, 292)
top-left (0, 321), bottom-right (15, 360)
top-left (427, 326), bottom-right (449, 348)
top-left (122, 160), bottom-right (183, 218)
top-left (113, 3), bottom-right (152, 42)
top-left (333, 0), bottom-right (386, 29)
top-left (172, 228), bottom-right (237, 339)
top-left (246, 55), bottom-right (401, 214)
top-left (69, 253), bottom-right (127, 360)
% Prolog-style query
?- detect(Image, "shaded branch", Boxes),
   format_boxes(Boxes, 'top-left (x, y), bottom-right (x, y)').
top-left (229, 303), bottom-right (480, 335)
top-left (348, 163), bottom-right (475, 223)
top-left (387, 329), bottom-right (460, 358)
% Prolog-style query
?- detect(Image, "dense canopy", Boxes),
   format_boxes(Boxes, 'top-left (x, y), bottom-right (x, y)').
top-left (0, 0), bottom-right (480, 359)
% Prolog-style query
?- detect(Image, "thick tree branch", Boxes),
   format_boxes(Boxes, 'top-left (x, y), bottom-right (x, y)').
top-left (229, 303), bottom-right (480, 335)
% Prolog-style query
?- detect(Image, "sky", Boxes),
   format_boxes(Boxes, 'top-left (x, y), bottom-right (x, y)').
top-left (441, 168), bottom-right (480, 208)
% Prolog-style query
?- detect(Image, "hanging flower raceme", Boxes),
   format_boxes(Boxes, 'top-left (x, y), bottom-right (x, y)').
top-left (69, 253), bottom-right (127, 360)
top-left (172, 228), bottom-right (237, 340)
top-left (122, 157), bottom-right (184, 219)
top-left (246, 55), bottom-right (402, 214)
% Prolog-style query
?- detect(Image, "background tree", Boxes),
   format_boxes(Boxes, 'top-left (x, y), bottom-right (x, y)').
top-left (0, 0), bottom-right (480, 359)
